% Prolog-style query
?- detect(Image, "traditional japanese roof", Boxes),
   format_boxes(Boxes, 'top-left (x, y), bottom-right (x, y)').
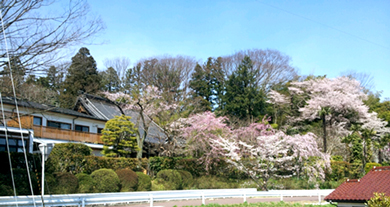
top-left (74, 94), bottom-right (167, 144)
top-left (325, 166), bottom-right (390, 202)
top-left (1, 97), bottom-right (105, 121)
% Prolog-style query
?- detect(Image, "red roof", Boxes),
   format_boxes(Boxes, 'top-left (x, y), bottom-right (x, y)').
top-left (325, 166), bottom-right (390, 202)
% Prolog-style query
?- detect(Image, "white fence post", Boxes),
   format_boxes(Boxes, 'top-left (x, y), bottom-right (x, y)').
top-left (149, 193), bottom-right (153, 207)
top-left (243, 193), bottom-right (247, 203)
top-left (202, 191), bottom-right (205, 205)
top-left (82, 198), bottom-right (85, 207)
top-left (318, 191), bottom-right (321, 204)
top-left (280, 192), bottom-right (283, 201)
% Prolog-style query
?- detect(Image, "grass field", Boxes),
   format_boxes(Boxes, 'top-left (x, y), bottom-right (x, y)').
top-left (181, 201), bottom-right (334, 207)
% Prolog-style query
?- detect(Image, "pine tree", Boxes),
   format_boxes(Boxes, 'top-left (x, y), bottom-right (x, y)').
top-left (101, 115), bottom-right (138, 157)
top-left (60, 47), bottom-right (101, 108)
top-left (189, 57), bottom-right (225, 111)
top-left (221, 56), bottom-right (265, 122)
top-left (101, 67), bottom-right (120, 92)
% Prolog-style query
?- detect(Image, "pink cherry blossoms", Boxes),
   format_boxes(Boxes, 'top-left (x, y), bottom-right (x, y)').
top-left (179, 111), bottom-right (330, 190)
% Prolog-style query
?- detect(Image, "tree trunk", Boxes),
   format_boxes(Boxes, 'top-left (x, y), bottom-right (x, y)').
top-left (322, 114), bottom-right (327, 153)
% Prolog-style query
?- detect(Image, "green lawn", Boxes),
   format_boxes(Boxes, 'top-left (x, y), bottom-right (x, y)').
top-left (182, 201), bottom-right (334, 207)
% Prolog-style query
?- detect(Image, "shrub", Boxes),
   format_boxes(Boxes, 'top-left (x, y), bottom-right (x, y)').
top-left (46, 143), bottom-right (91, 174)
top-left (365, 163), bottom-right (382, 174)
top-left (76, 173), bottom-right (94, 193)
top-left (155, 169), bottom-right (182, 190)
top-left (136, 172), bottom-right (151, 191)
top-left (177, 170), bottom-right (193, 189)
top-left (91, 169), bottom-right (120, 193)
top-left (116, 169), bottom-right (138, 192)
top-left (82, 156), bottom-right (148, 174)
top-left (366, 192), bottom-right (390, 207)
top-left (326, 161), bottom-right (351, 181)
top-left (51, 172), bottom-right (78, 194)
top-left (192, 175), bottom-right (238, 189)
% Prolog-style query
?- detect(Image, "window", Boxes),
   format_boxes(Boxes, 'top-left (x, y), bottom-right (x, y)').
top-left (97, 128), bottom-right (103, 134)
top-left (0, 138), bottom-right (27, 152)
top-left (33, 117), bottom-right (42, 126)
top-left (75, 125), bottom-right (89, 132)
top-left (47, 121), bottom-right (71, 130)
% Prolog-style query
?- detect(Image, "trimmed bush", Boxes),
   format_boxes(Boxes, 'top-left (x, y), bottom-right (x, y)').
top-left (192, 175), bottom-right (238, 189)
top-left (82, 156), bottom-right (148, 174)
top-left (365, 163), bottom-right (382, 174)
top-left (136, 172), bottom-right (151, 191)
top-left (91, 169), bottom-right (120, 193)
top-left (76, 173), bottom-right (94, 193)
top-left (46, 143), bottom-right (91, 174)
top-left (177, 170), bottom-right (193, 189)
top-left (51, 172), bottom-right (78, 194)
top-left (155, 169), bottom-right (182, 190)
top-left (116, 169), bottom-right (138, 192)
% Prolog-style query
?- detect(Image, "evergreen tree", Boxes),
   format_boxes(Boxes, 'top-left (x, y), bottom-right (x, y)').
top-left (189, 57), bottom-right (224, 111)
top-left (47, 65), bottom-right (64, 92)
top-left (60, 47), bottom-right (101, 108)
top-left (101, 67), bottom-right (120, 92)
top-left (101, 115), bottom-right (138, 157)
top-left (221, 56), bottom-right (265, 122)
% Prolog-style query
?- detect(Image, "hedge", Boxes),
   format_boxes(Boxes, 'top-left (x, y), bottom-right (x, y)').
top-left (76, 173), bottom-right (94, 193)
top-left (136, 172), bottom-right (151, 191)
top-left (116, 169), bottom-right (138, 192)
top-left (91, 168), bottom-right (120, 193)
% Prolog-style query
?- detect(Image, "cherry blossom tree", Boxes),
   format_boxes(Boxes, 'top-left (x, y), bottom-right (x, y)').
top-left (210, 129), bottom-right (329, 191)
top-left (102, 86), bottom-right (177, 158)
top-left (179, 111), bottom-right (329, 189)
top-left (268, 76), bottom-right (389, 153)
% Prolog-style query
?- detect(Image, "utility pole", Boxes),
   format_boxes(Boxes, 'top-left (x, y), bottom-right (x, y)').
top-left (38, 143), bottom-right (54, 197)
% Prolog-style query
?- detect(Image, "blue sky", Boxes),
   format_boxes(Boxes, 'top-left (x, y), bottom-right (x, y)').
top-left (82, 0), bottom-right (389, 99)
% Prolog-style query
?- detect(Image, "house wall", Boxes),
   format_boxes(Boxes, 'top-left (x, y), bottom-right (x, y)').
top-left (336, 202), bottom-right (365, 207)
top-left (1, 104), bottom-right (106, 133)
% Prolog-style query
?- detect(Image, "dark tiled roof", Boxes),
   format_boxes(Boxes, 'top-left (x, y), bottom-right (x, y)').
top-left (76, 94), bottom-right (167, 144)
top-left (1, 97), bottom-right (106, 121)
top-left (75, 94), bottom-right (123, 120)
top-left (325, 166), bottom-right (390, 202)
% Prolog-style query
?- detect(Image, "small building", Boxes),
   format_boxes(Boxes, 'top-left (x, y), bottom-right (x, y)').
top-left (324, 166), bottom-right (390, 207)
top-left (0, 94), bottom-right (167, 156)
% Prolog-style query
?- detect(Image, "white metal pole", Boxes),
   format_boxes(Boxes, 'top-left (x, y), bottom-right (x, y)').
top-left (41, 145), bottom-right (45, 197)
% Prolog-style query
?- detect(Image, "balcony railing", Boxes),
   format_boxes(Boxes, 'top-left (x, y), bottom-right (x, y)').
top-left (32, 125), bottom-right (103, 144)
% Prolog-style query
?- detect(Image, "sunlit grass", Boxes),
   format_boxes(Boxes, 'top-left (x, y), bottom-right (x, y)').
top-left (181, 201), bottom-right (334, 207)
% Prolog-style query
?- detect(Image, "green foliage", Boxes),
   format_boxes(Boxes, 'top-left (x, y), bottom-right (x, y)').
top-left (102, 115), bottom-right (139, 157)
top-left (60, 47), bottom-right (102, 108)
top-left (154, 169), bottom-right (182, 190)
top-left (101, 67), bottom-right (121, 92)
top-left (46, 143), bottom-right (91, 174)
top-left (81, 156), bottom-right (147, 174)
top-left (50, 172), bottom-right (78, 194)
top-left (191, 175), bottom-right (238, 189)
top-left (182, 202), bottom-right (334, 207)
top-left (90, 168), bottom-right (120, 193)
top-left (189, 57), bottom-right (224, 111)
top-left (76, 173), bottom-right (94, 193)
top-left (221, 56), bottom-right (266, 121)
top-left (366, 192), bottom-right (390, 207)
top-left (327, 161), bottom-right (351, 181)
top-left (116, 169), bottom-right (138, 192)
top-left (267, 177), bottom-right (316, 190)
top-left (177, 170), bottom-right (193, 189)
top-left (365, 163), bottom-right (382, 174)
top-left (136, 172), bottom-right (151, 191)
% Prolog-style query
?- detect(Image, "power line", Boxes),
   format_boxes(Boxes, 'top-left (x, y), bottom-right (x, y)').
top-left (256, 0), bottom-right (390, 51)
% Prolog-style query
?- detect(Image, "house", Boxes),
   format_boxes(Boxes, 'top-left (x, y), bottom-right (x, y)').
top-left (324, 166), bottom-right (390, 207)
top-left (0, 94), bottom-right (167, 156)
top-left (1, 96), bottom-right (107, 155)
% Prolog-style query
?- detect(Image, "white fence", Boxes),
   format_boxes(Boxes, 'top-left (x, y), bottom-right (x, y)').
top-left (0, 189), bottom-right (334, 207)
